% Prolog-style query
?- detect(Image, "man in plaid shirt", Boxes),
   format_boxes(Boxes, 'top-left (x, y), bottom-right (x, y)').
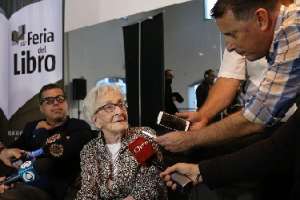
top-left (157, 0), bottom-right (300, 153)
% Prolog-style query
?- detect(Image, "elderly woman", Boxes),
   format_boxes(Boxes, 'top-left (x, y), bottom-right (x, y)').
top-left (75, 84), bottom-right (167, 200)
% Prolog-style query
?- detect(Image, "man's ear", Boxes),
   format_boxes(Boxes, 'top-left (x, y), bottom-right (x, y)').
top-left (39, 106), bottom-right (44, 114)
top-left (255, 8), bottom-right (270, 31)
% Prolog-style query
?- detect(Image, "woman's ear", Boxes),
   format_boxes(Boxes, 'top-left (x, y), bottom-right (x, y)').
top-left (91, 115), bottom-right (97, 124)
top-left (92, 115), bottom-right (102, 129)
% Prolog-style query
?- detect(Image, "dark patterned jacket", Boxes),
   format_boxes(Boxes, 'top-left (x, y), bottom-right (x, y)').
top-left (75, 127), bottom-right (167, 200)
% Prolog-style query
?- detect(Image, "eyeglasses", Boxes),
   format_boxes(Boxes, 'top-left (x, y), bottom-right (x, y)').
top-left (94, 102), bottom-right (127, 114)
top-left (40, 95), bottom-right (66, 105)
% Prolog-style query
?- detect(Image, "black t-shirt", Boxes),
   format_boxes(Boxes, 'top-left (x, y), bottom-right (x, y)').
top-left (8, 118), bottom-right (96, 200)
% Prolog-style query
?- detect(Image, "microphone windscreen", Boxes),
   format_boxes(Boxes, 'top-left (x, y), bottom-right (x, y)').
top-left (17, 161), bottom-right (36, 183)
top-left (30, 148), bottom-right (44, 158)
top-left (128, 137), bottom-right (155, 165)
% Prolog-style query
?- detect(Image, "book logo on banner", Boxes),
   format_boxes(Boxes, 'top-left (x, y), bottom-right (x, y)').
top-left (12, 25), bottom-right (25, 44)
top-left (12, 25), bottom-right (56, 75)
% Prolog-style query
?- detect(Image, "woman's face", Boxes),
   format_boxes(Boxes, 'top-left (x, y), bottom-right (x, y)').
top-left (93, 89), bottom-right (128, 135)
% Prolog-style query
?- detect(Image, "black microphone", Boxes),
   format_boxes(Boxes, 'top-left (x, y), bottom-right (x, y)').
top-left (128, 134), bottom-right (193, 191)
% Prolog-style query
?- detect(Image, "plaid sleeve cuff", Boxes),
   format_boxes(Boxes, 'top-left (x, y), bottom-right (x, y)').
top-left (243, 103), bottom-right (281, 126)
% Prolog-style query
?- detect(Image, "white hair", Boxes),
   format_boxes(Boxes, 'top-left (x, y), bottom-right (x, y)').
top-left (83, 83), bottom-right (125, 123)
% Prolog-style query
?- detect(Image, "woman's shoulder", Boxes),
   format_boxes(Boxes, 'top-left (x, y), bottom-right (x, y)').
top-left (81, 135), bottom-right (103, 154)
top-left (129, 126), bottom-right (156, 134)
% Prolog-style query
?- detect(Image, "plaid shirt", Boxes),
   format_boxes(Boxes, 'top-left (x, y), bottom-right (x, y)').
top-left (243, 4), bottom-right (300, 126)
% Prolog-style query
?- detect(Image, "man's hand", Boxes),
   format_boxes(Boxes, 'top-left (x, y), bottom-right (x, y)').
top-left (0, 177), bottom-right (13, 193)
top-left (36, 120), bottom-right (52, 130)
top-left (0, 148), bottom-right (24, 167)
top-left (176, 112), bottom-right (209, 130)
top-left (155, 132), bottom-right (194, 152)
top-left (160, 163), bottom-right (200, 190)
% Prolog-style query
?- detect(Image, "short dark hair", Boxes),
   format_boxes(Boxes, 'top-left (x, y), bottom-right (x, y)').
top-left (211, 0), bottom-right (278, 20)
top-left (165, 69), bottom-right (173, 75)
top-left (204, 69), bottom-right (214, 78)
top-left (38, 83), bottom-right (65, 103)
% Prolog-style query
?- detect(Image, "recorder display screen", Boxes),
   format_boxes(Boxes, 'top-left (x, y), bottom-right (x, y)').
top-left (157, 111), bottom-right (189, 131)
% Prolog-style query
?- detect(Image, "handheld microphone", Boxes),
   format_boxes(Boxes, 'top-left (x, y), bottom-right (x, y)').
top-left (128, 135), bottom-right (193, 191)
top-left (2, 158), bottom-right (53, 186)
top-left (1, 160), bottom-right (37, 185)
top-left (11, 148), bottom-right (44, 168)
top-left (11, 140), bottom-right (64, 168)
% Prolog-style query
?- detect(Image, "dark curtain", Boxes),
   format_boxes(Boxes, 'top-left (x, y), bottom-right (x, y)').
top-left (123, 23), bottom-right (140, 126)
top-left (123, 13), bottom-right (164, 129)
top-left (140, 13), bottom-right (164, 127)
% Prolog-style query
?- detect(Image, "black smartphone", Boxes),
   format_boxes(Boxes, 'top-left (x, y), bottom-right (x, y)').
top-left (157, 111), bottom-right (190, 131)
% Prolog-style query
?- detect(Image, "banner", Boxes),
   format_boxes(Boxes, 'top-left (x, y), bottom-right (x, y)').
top-left (0, 0), bottom-right (63, 143)
top-left (0, 12), bottom-right (9, 118)
top-left (0, 0), bottom-right (63, 120)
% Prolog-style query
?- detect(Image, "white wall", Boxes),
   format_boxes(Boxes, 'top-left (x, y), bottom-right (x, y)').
top-left (65, 20), bottom-right (125, 117)
top-left (65, 0), bottom-right (192, 32)
top-left (64, 10), bottom-right (162, 118)
top-left (64, 0), bottom-right (222, 117)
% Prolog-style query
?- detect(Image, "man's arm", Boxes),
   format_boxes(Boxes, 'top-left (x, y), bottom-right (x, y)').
top-left (178, 77), bottom-right (240, 130)
top-left (198, 77), bottom-right (240, 120)
top-left (156, 110), bottom-right (263, 152)
top-left (161, 108), bottom-right (299, 190)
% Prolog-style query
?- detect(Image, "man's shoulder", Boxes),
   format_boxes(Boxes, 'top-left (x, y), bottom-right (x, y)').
top-left (276, 5), bottom-right (300, 43)
top-left (23, 119), bottom-right (43, 129)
